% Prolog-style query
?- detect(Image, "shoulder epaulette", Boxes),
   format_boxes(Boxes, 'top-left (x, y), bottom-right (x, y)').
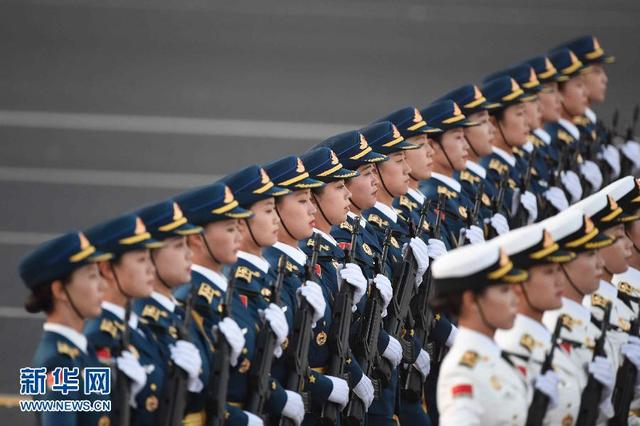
top-left (459, 350), bottom-right (479, 368)
top-left (398, 195), bottom-right (418, 210)
top-left (57, 341), bottom-right (80, 360)
top-left (519, 333), bottom-right (536, 353)
top-left (459, 170), bottom-right (479, 184)
top-left (235, 266), bottom-right (259, 282)
top-left (557, 129), bottom-right (574, 144)
top-left (141, 304), bottom-right (166, 322)
top-left (367, 213), bottom-right (389, 228)
top-left (338, 221), bottom-right (353, 232)
top-left (573, 116), bottom-right (590, 126)
top-left (488, 158), bottom-right (508, 174)
top-left (197, 282), bottom-right (221, 304)
top-left (99, 318), bottom-right (120, 339)
top-left (437, 186), bottom-right (457, 199)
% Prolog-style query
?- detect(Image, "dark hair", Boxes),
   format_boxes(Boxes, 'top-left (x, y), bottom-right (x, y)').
top-left (311, 186), bottom-right (326, 196)
top-left (429, 133), bottom-right (443, 144)
top-left (430, 287), bottom-right (485, 318)
top-left (491, 108), bottom-right (506, 121)
top-left (24, 274), bottom-right (72, 314)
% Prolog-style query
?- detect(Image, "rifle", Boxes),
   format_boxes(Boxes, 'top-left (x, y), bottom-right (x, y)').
top-left (487, 173), bottom-right (509, 239)
top-left (609, 312), bottom-right (640, 425)
top-left (205, 271), bottom-right (237, 426)
top-left (158, 284), bottom-right (198, 426)
top-left (112, 299), bottom-right (132, 426)
top-left (525, 314), bottom-right (572, 426)
top-left (246, 255), bottom-right (287, 419)
top-left (321, 220), bottom-right (361, 425)
top-left (457, 181), bottom-right (484, 247)
top-left (280, 233), bottom-right (321, 426)
top-left (401, 193), bottom-right (445, 402)
top-left (383, 199), bottom-right (430, 365)
top-left (576, 301), bottom-right (612, 426)
top-left (346, 228), bottom-right (392, 423)
top-left (513, 149), bottom-right (535, 228)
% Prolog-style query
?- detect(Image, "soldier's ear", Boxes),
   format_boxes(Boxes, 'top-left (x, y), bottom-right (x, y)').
top-left (50, 279), bottom-right (68, 305)
top-left (97, 260), bottom-right (114, 281)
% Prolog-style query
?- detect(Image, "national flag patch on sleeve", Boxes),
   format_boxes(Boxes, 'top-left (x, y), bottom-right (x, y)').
top-left (451, 384), bottom-right (473, 398)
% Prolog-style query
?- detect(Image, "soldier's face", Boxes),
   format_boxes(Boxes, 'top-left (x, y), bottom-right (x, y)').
top-left (436, 128), bottom-right (468, 171)
top-left (112, 249), bottom-right (155, 298)
top-left (583, 65), bottom-right (608, 104)
top-left (404, 135), bottom-right (433, 180)
top-left (65, 263), bottom-right (105, 318)
top-left (277, 189), bottom-right (316, 240)
top-left (201, 219), bottom-right (242, 265)
top-left (313, 180), bottom-right (352, 225)
top-left (560, 76), bottom-right (588, 116)
top-left (625, 220), bottom-right (640, 250)
top-left (376, 152), bottom-right (411, 197)
top-left (519, 263), bottom-right (563, 310)
top-left (464, 111), bottom-right (494, 157)
top-left (497, 104), bottom-right (529, 146)
top-left (524, 98), bottom-right (542, 130)
top-left (601, 225), bottom-right (632, 274)
top-left (243, 198), bottom-right (280, 247)
top-left (475, 284), bottom-right (518, 330)
top-left (152, 236), bottom-right (193, 286)
top-left (346, 165), bottom-right (378, 210)
top-left (562, 250), bottom-right (602, 294)
top-left (538, 83), bottom-right (562, 123)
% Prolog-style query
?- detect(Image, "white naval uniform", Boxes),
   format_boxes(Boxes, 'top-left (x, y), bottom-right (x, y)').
top-left (437, 327), bottom-right (528, 426)
top-left (612, 266), bottom-right (640, 315)
top-left (495, 314), bottom-right (583, 425)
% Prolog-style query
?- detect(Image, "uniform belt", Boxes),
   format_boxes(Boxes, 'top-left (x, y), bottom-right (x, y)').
top-left (183, 410), bottom-right (206, 426)
top-left (311, 366), bottom-right (327, 374)
top-left (228, 401), bottom-right (244, 409)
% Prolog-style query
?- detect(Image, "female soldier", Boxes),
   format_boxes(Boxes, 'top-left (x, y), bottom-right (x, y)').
top-left (83, 213), bottom-right (168, 425)
top-left (261, 155), bottom-right (350, 425)
top-left (431, 242), bottom-right (529, 425)
top-left (20, 231), bottom-right (112, 426)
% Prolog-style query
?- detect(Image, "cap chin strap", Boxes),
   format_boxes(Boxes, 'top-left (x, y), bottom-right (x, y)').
top-left (474, 295), bottom-right (498, 332)
top-left (201, 234), bottom-right (224, 267)
top-left (62, 285), bottom-right (86, 321)
top-left (311, 193), bottom-right (333, 229)
top-left (496, 120), bottom-right (515, 149)
top-left (110, 262), bottom-right (134, 299)
top-left (275, 204), bottom-right (297, 241)
top-left (150, 251), bottom-right (172, 291)
top-left (561, 264), bottom-right (585, 298)
top-left (435, 140), bottom-right (457, 172)
top-left (603, 266), bottom-right (614, 277)
top-left (350, 198), bottom-right (364, 212)
top-left (375, 163), bottom-right (396, 200)
top-left (466, 137), bottom-right (481, 158)
top-left (519, 283), bottom-right (546, 315)
top-left (245, 218), bottom-right (264, 248)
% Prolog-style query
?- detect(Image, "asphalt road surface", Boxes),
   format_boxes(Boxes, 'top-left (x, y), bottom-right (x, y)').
top-left (1, 0), bottom-right (638, 423)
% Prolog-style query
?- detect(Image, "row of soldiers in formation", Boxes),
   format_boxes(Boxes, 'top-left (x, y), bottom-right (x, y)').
top-left (19, 34), bottom-right (640, 426)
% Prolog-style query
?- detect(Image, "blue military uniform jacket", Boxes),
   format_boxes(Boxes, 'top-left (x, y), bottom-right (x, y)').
top-left (454, 161), bottom-right (495, 227)
top-left (479, 147), bottom-right (522, 223)
top-left (84, 304), bottom-right (166, 426)
top-left (32, 324), bottom-right (111, 426)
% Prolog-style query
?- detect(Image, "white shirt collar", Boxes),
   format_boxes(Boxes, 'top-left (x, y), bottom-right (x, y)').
top-left (101, 301), bottom-right (139, 329)
top-left (492, 146), bottom-right (516, 167)
top-left (596, 279), bottom-right (618, 299)
top-left (612, 267), bottom-right (640, 291)
top-left (558, 118), bottom-right (580, 140)
top-left (347, 211), bottom-right (367, 229)
top-left (237, 251), bottom-right (270, 274)
top-left (313, 228), bottom-right (338, 247)
top-left (533, 128), bottom-right (551, 145)
top-left (456, 327), bottom-right (501, 358)
top-left (514, 314), bottom-right (551, 341)
top-left (465, 160), bottom-right (486, 179)
top-left (373, 202), bottom-right (398, 223)
top-left (272, 241), bottom-right (307, 266)
top-left (191, 264), bottom-right (227, 292)
top-left (430, 172), bottom-right (462, 192)
top-left (585, 107), bottom-right (597, 124)
top-left (150, 291), bottom-right (176, 313)
top-left (407, 187), bottom-right (426, 205)
top-left (562, 297), bottom-right (591, 323)
top-left (43, 322), bottom-right (88, 354)
top-left (522, 141), bottom-right (534, 153)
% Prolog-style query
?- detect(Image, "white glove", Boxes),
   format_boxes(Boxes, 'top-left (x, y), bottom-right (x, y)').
top-left (464, 225), bottom-right (485, 245)
top-left (261, 303), bottom-right (289, 358)
top-left (621, 140), bottom-right (640, 169)
top-left (520, 191), bottom-right (538, 223)
top-left (326, 375), bottom-right (350, 409)
top-left (405, 237), bottom-right (429, 287)
top-left (339, 263), bottom-right (367, 306)
top-left (170, 340), bottom-right (204, 392)
top-left (413, 349), bottom-right (431, 381)
top-left (297, 280), bottom-right (326, 327)
top-left (490, 213), bottom-right (509, 235)
top-left (601, 145), bottom-right (621, 178)
top-left (244, 411), bottom-right (264, 426)
top-left (116, 350), bottom-right (147, 407)
top-left (217, 317), bottom-right (246, 367)
top-left (543, 186), bottom-right (570, 211)
top-left (382, 335), bottom-right (403, 368)
top-left (353, 374), bottom-right (375, 409)
top-left (534, 370), bottom-right (560, 409)
top-left (580, 160), bottom-right (603, 191)
top-left (588, 356), bottom-right (615, 416)
top-left (561, 170), bottom-right (583, 203)
top-left (282, 390), bottom-right (305, 425)
top-left (426, 238), bottom-right (447, 259)
top-left (373, 274), bottom-right (393, 317)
